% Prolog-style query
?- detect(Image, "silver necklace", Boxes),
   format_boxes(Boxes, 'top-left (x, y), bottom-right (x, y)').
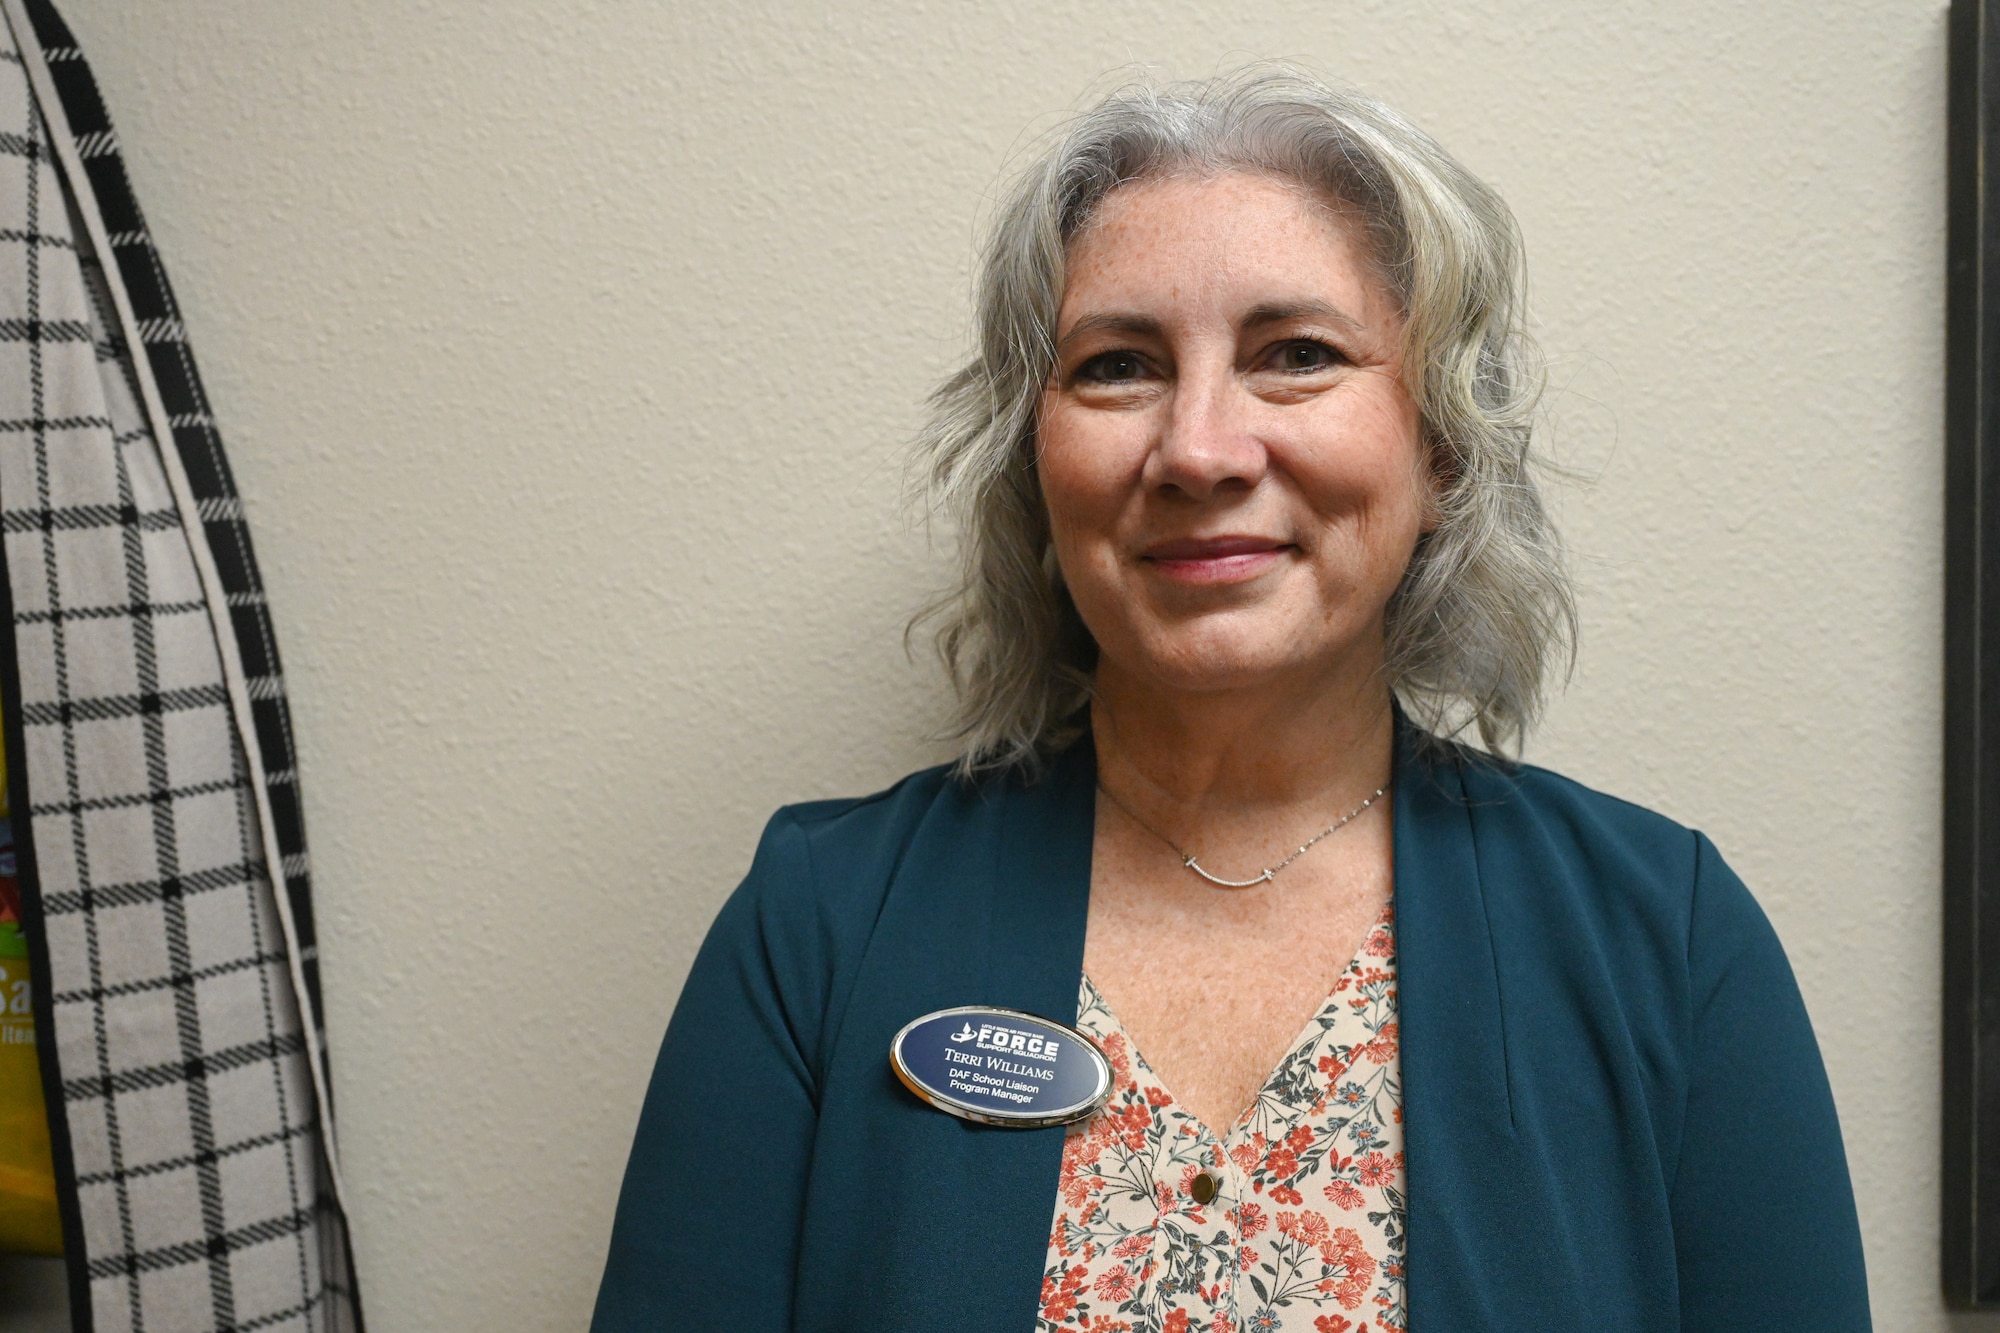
top-left (1096, 778), bottom-right (1387, 888)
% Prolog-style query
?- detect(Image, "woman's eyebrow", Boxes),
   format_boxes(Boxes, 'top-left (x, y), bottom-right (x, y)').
top-left (1241, 300), bottom-right (1362, 333)
top-left (1055, 301), bottom-right (1361, 350)
top-left (1056, 312), bottom-right (1161, 349)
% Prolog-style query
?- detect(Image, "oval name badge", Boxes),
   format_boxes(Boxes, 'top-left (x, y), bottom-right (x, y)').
top-left (890, 1006), bottom-right (1114, 1129)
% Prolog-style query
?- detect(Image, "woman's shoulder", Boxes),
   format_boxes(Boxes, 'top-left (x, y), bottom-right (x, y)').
top-left (1461, 751), bottom-right (1703, 858)
top-left (690, 764), bottom-right (970, 1031)
top-left (1434, 744), bottom-right (1763, 951)
top-left (1428, 746), bottom-right (1812, 1073)
top-left (761, 759), bottom-right (980, 874)
top-left (772, 761), bottom-right (960, 833)
top-left (729, 759), bottom-right (1013, 931)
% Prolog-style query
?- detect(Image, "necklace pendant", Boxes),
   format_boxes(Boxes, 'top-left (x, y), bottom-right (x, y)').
top-left (1099, 778), bottom-right (1387, 893)
top-left (1182, 856), bottom-right (1277, 890)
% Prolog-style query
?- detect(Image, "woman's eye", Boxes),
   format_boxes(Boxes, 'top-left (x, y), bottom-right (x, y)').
top-left (1077, 351), bottom-right (1148, 383)
top-left (1272, 340), bottom-right (1340, 372)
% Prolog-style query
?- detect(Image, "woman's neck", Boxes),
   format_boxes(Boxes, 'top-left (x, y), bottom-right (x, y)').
top-left (1088, 661), bottom-right (1396, 835)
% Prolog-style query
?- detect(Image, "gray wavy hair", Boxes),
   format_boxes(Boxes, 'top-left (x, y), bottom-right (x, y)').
top-left (913, 64), bottom-right (1575, 774)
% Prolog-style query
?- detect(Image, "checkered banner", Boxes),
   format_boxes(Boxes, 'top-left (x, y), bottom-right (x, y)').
top-left (0, 1), bottom-right (360, 1328)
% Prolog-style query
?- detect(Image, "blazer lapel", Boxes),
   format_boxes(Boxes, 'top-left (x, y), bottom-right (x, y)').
top-left (1394, 732), bottom-right (1526, 1328)
top-left (795, 739), bottom-right (1097, 1333)
top-left (986, 735), bottom-right (1099, 1013)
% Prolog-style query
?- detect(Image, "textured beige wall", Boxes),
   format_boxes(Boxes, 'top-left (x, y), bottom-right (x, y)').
top-left (47, 0), bottom-right (1953, 1326)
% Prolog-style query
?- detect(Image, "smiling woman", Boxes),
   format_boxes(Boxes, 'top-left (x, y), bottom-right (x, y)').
top-left (1040, 171), bottom-right (1429, 1139)
top-left (591, 66), bottom-right (1871, 1333)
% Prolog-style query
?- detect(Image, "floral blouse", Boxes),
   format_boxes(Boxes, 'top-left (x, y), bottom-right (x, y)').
top-left (1037, 908), bottom-right (1405, 1333)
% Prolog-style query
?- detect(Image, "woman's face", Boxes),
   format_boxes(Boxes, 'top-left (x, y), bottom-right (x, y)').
top-left (1038, 170), bottom-right (1433, 703)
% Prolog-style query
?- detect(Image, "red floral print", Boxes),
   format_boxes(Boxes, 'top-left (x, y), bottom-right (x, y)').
top-left (1037, 908), bottom-right (1406, 1332)
top-left (1354, 1154), bottom-right (1397, 1188)
top-left (1322, 1180), bottom-right (1365, 1212)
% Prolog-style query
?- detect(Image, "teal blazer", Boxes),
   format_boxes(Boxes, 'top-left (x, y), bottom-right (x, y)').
top-left (592, 729), bottom-right (1870, 1331)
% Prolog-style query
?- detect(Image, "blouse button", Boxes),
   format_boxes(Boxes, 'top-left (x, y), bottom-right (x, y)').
top-left (1190, 1170), bottom-right (1220, 1205)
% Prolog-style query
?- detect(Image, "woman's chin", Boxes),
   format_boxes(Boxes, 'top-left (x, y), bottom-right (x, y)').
top-left (1111, 635), bottom-right (1364, 700)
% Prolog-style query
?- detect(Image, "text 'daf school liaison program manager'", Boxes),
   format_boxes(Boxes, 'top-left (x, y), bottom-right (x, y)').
top-left (590, 66), bottom-right (1870, 1333)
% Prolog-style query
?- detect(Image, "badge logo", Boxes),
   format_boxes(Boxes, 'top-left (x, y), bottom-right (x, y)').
top-left (890, 1006), bottom-right (1114, 1128)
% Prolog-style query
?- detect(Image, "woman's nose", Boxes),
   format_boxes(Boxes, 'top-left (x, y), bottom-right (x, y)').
top-left (1146, 367), bottom-right (1269, 500)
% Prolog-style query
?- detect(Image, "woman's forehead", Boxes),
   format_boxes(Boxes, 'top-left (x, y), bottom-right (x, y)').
top-left (1060, 172), bottom-right (1392, 329)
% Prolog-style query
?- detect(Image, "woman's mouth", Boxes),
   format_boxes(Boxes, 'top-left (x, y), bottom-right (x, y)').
top-left (1139, 535), bottom-right (1293, 585)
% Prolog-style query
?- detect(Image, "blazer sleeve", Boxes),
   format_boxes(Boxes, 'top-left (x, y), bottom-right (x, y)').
top-left (1669, 832), bottom-right (1871, 1330)
top-left (592, 811), bottom-right (826, 1332)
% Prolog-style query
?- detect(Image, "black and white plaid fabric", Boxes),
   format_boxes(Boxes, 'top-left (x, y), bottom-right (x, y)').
top-left (0, 1), bottom-right (359, 1328)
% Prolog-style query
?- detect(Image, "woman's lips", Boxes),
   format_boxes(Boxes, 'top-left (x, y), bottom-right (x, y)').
top-left (1140, 535), bottom-right (1292, 584)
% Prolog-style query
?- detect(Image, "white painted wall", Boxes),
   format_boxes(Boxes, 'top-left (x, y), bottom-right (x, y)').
top-left (42, 0), bottom-right (1957, 1326)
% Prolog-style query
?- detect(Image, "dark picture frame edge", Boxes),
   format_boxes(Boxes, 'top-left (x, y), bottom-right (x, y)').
top-left (1945, 0), bottom-right (2000, 1308)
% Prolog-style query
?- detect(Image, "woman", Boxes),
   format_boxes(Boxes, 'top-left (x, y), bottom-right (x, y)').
top-left (592, 68), bottom-right (1869, 1332)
